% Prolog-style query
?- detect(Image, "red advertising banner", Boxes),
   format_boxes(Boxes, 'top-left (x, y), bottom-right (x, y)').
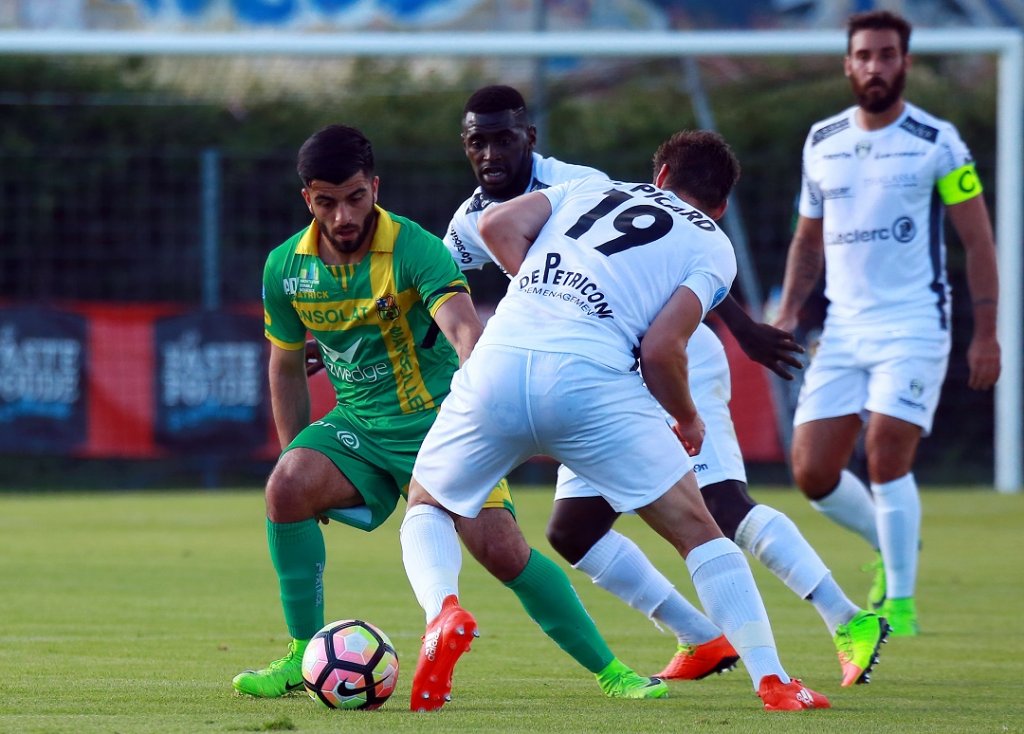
top-left (0, 302), bottom-right (277, 460)
top-left (0, 302), bottom-right (782, 464)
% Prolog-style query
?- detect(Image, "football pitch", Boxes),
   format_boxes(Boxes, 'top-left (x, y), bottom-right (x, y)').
top-left (1, 486), bottom-right (1020, 734)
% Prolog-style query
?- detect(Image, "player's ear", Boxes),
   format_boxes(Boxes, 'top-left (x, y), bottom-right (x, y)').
top-left (708, 199), bottom-right (728, 221)
top-left (654, 163), bottom-right (670, 189)
top-left (301, 187), bottom-right (313, 213)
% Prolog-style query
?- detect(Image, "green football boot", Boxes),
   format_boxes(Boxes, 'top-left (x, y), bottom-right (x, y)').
top-left (863, 552), bottom-right (886, 611)
top-left (232, 638), bottom-right (308, 697)
top-left (834, 610), bottom-right (890, 686)
top-left (596, 658), bottom-right (668, 700)
top-left (881, 597), bottom-right (920, 637)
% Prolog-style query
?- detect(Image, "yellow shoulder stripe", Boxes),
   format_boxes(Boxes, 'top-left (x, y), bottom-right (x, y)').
top-left (264, 330), bottom-right (305, 350)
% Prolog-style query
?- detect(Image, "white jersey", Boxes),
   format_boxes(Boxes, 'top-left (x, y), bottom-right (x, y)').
top-left (478, 176), bottom-right (737, 371)
top-left (444, 152), bottom-right (607, 272)
top-left (799, 101), bottom-right (981, 332)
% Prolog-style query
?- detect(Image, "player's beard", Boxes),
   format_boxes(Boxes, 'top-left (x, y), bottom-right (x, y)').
top-left (328, 210), bottom-right (377, 254)
top-left (854, 67), bottom-right (906, 114)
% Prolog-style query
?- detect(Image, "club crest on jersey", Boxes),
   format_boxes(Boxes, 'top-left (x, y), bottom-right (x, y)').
top-left (376, 294), bottom-right (400, 321)
top-left (855, 141), bottom-right (872, 159)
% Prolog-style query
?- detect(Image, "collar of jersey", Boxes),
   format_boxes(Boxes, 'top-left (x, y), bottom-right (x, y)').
top-left (294, 204), bottom-right (397, 257)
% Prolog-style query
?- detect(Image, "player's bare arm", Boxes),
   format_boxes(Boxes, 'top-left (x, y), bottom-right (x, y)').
top-left (774, 215), bottom-right (824, 332)
top-left (478, 191), bottom-right (552, 275)
top-left (432, 291), bottom-right (484, 365)
top-left (640, 285), bottom-right (705, 456)
top-left (714, 294), bottom-right (804, 380)
top-left (946, 195), bottom-right (1001, 390)
top-left (268, 343), bottom-right (311, 448)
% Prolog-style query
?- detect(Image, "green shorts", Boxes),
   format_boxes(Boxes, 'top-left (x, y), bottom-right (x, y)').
top-left (286, 405), bottom-right (514, 532)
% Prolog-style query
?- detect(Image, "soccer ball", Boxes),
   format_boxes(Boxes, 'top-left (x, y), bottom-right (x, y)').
top-left (301, 619), bottom-right (399, 710)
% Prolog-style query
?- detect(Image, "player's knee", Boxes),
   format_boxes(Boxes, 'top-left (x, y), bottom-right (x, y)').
top-left (545, 519), bottom-right (602, 566)
top-left (458, 510), bottom-right (531, 582)
top-left (865, 438), bottom-right (917, 481)
top-left (546, 497), bottom-right (619, 565)
top-left (791, 461), bottom-right (840, 499)
top-left (264, 461), bottom-right (316, 521)
top-left (264, 472), bottom-right (296, 521)
top-left (699, 480), bottom-right (756, 540)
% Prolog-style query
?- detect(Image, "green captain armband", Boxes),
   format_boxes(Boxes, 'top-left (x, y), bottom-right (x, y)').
top-left (937, 162), bottom-right (983, 205)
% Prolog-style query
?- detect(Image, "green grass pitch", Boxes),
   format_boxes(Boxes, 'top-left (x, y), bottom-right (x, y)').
top-left (0, 486), bottom-right (1021, 733)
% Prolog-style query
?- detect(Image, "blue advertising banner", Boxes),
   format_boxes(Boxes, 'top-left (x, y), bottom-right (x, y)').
top-left (153, 310), bottom-right (268, 454)
top-left (0, 306), bottom-right (87, 453)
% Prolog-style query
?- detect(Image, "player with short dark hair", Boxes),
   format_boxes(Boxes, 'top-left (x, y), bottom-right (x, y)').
top-left (234, 124), bottom-right (666, 707)
top-left (441, 86), bottom-right (887, 689)
top-left (402, 122), bottom-right (833, 712)
top-left (774, 10), bottom-right (1000, 637)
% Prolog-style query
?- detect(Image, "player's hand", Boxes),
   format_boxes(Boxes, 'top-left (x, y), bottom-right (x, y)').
top-left (733, 321), bottom-right (805, 380)
top-left (305, 339), bottom-right (325, 377)
top-left (966, 334), bottom-right (1001, 390)
top-left (671, 416), bottom-right (705, 457)
top-left (770, 312), bottom-right (799, 335)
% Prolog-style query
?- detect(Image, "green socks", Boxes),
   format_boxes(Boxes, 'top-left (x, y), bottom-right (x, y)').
top-left (505, 548), bottom-right (614, 673)
top-left (266, 517), bottom-right (326, 640)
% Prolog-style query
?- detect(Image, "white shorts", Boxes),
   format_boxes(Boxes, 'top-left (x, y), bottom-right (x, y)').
top-left (413, 345), bottom-right (692, 517)
top-left (794, 324), bottom-right (950, 435)
top-left (556, 336), bottom-right (746, 499)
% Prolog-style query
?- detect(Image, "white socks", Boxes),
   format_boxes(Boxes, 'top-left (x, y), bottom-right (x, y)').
top-left (574, 530), bottom-right (721, 645)
top-left (400, 504), bottom-right (463, 622)
top-left (686, 537), bottom-right (788, 688)
top-left (811, 469), bottom-right (880, 548)
top-left (735, 504), bottom-right (858, 633)
top-left (873, 473), bottom-right (920, 599)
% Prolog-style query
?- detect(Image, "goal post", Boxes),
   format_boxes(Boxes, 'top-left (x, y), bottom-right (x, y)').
top-left (1, 27), bottom-right (1020, 492)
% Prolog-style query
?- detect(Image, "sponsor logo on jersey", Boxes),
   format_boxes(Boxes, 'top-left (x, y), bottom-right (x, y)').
top-left (825, 216), bottom-right (916, 245)
top-left (855, 141), bottom-right (872, 159)
top-left (295, 304), bottom-right (370, 326)
top-left (466, 191), bottom-right (497, 214)
top-left (893, 216), bottom-right (916, 242)
top-left (319, 339), bottom-right (390, 384)
top-left (710, 287), bottom-right (728, 309)
top-left (517, 252), bottom-right (613, 319)
top-left (822, 187), bottom-right (852, 200)
top-left (449, 226), bottom-right (474, 265)
top-left (283, 263), bottom-right (323, 297)
top-left (874, 150), bottom-right (926, 159)
top-left (865, 173), bottom-right (918, 189)
top-left (899, 116), bottom-right (939, 143)
top-left (376, 294), bottom-right (401, 321)
top-left (321, 338), bottom-right (362, 365)
top-left (823, 151), bottom-right (852, 159)
top-left (387, 322), bottom-right (431, 412)
top-left (812, 118), bottom-right (849, 145)
top-left (328, 361), bottom-right (390, 384)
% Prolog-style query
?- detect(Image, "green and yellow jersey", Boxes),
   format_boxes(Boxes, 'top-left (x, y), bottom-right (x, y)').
top-left (262, 205), bottom-right (470, 425)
